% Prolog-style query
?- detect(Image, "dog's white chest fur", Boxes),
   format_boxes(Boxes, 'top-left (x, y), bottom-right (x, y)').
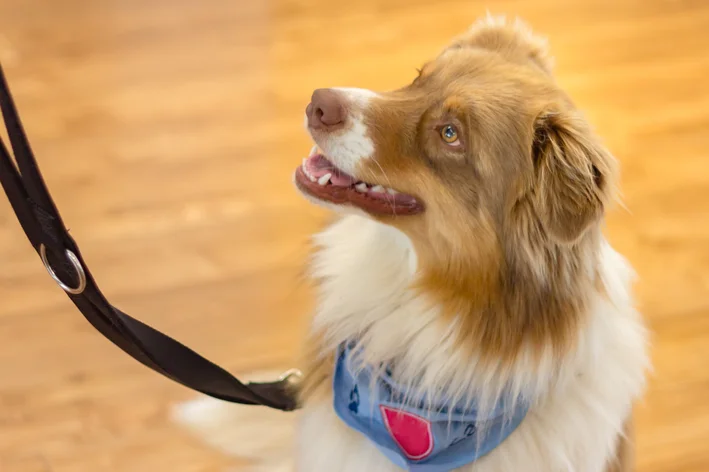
top-left (297, 215), bottom-right (648, 472)
top-left (175, 215), bottom-right (649, 472)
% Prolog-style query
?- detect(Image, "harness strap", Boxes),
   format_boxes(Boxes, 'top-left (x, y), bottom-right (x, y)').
top-left (0, 63), bottom-right (300, 411)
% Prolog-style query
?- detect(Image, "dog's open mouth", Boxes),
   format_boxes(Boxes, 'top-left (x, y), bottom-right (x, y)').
top-left (294, 147), bottom-right (424, 216)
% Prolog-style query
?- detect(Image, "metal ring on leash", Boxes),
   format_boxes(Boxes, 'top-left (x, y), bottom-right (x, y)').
top-left (39, 244), bottom-right (87, 295)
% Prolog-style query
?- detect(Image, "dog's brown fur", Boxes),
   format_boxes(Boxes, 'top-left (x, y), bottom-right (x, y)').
top-left (170, 17), bottom-right (645, 472)
top-left (343, 19), bottom-right (617, 370)
top-left (296, 17), bottom-right (633, 470)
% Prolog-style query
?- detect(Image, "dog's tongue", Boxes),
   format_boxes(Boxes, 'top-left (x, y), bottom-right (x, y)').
top-left (304, 154), bottom-right (356, 187)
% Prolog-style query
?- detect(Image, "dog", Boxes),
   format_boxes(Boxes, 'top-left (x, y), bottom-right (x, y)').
top-left (174, 15), bottom-right (650, 472)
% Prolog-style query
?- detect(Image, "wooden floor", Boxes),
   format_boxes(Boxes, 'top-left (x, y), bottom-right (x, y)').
top-left (0, 0), bottom-right (707, 471)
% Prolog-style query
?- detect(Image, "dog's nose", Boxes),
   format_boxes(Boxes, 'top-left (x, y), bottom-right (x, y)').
top-left (306, 88), bottom-right (346, 130)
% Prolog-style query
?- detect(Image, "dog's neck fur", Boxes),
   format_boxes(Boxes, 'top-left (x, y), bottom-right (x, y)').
top-left (306, 214), bottom-right (604, 415)
top-left (174, 210), bottom-right (648, 472)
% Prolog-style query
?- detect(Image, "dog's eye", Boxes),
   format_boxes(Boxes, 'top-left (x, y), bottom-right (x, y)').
top-left (440, 125), bottom-right (460, 146)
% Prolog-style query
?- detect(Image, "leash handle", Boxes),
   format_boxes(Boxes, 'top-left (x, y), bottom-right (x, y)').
top-left (0, 63), bottom-right (300, 411)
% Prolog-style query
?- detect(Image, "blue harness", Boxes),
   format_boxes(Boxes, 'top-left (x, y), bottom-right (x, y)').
top-left (333, 343), bottom-right (529, 471)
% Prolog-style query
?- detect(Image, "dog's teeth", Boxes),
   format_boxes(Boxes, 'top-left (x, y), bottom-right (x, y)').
top-left (318, 173), bottom-right (332, 186)
top-left (355, 183), bottom-right (369, 193)
top-left (371, 185), bottom-right (385, 193)
top-left (309, 175), bottom-right (317, 182)
top-left (386, 188), bottom-right (398, 195)
top-left (310, 145), bottom-right (319, 156)
top-left (302, 158), bottom-right (308, 167)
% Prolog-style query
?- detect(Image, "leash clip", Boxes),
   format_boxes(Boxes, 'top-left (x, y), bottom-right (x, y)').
top-left (39, 244), bottom-right (87, 295)
top-left (278, 368), bottom-right (304, 385)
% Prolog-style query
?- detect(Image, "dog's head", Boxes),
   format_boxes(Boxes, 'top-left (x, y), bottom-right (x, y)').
top-left (295, 16), bottom-right (617, 353)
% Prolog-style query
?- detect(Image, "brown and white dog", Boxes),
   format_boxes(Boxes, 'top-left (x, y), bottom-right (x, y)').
top-left (174, 16), bottom-right (649, 472)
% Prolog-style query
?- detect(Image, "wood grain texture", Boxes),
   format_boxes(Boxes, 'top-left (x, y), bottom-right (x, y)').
top-left (0, 1), bottom-right (707, 471)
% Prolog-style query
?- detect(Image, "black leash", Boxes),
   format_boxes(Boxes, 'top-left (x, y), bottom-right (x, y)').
top-left (0, 63), bottom-right (300, 411)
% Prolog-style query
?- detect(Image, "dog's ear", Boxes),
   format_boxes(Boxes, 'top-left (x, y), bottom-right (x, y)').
top-left (531, 109), bottom-right (616, 244)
